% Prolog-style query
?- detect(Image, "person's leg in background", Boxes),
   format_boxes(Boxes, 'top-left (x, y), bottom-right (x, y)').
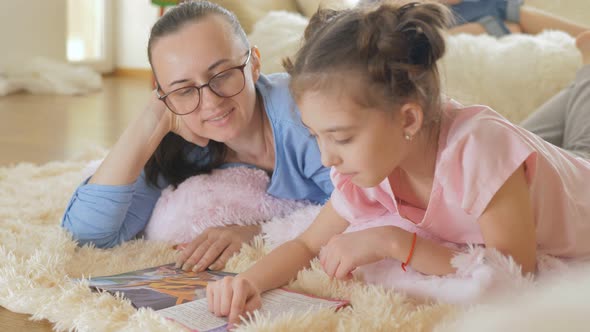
top-left (521, 32), bottom-right (590, 159)
top-left (448, 0), bottom-right (588, 38)
top-left (448, 0), bottom-right (514, 37)
top-left (562, 32), bottom-right (590, 158)
top-left (518, 5), bottom-right (589, 38)
top-left (520, 87), bottom-right (567, 148)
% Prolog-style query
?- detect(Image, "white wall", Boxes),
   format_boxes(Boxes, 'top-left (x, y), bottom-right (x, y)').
top-left (526, 0), bottom-right (590, 27)
top-left (0, 0), bottom-right (67, 65)
top-left (0, 0), bottom-right (159, 71)
top-left (8, 0), bottom-right (585, 71)
top-left (114, 0), bottom-right (159, 69)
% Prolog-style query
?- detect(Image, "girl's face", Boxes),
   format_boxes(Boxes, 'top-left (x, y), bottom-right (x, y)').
top-left (299, 86), bottom-right (414, 188)
top-left (151, 15), bottom-right (261, 144)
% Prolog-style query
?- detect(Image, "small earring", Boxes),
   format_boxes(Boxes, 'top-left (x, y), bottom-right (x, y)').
top-left (404, 133), bottom-right (413, 141)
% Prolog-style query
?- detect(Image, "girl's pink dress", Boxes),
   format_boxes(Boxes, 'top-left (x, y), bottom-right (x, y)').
top-left (331, 100), bottom-right (590, 259)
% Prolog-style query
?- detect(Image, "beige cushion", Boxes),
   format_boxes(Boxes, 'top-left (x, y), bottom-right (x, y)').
top-left (210, 0), bottom-right (300, 33)
top-left (296, 0), bottom-right (359, 18)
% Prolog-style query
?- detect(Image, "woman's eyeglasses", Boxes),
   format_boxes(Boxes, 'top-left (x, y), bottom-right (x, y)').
top-left (156, 48), bottom-right (252, 115)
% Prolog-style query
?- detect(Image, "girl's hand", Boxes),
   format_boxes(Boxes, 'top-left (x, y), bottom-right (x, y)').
top-left (176, 225), bottom-right (261, 272)
top-left (319, 226), bottom-right (399, 280)
top-left (150, 91), bottom-right (210, 147)
top-left (207, 275), bottom-right (262, 326)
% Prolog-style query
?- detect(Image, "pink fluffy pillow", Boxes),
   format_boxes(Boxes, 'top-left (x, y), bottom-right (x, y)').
top-left (144, 166), bottom-right (308, 244)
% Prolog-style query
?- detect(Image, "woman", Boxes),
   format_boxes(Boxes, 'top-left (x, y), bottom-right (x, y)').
top-left (61, 1), bottom-right (332, 272)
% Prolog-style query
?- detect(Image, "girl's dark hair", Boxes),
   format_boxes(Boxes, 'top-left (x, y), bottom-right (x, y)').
top-left (284, 1), bottom-right (452, 128)
top-left (145, 1), bottom-right (248, 188)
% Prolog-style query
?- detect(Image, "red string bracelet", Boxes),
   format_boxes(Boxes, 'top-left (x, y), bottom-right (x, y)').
top-left (401, 233), bottom-right (417, 272)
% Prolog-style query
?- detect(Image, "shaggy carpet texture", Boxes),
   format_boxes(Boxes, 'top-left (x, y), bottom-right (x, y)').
top-left (2, 149), bottom-right (590, 331)
top-left (0, 148), bottom-right (456, 331)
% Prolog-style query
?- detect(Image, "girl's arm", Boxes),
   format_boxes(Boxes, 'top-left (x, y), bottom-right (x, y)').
top-left (246, 201), bottom-right (349, 292)
top-left (387, 165), bottom-right (536, 275)
top-left (207, 201), bottom-right (349, 323)
top-left (477, 164), bottom-right (537, 273)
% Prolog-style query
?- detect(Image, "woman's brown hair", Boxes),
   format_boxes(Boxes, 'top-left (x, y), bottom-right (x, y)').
top-left (144, 0), bottom-right (249, 188)
top-left (284, 1), bottom-right (453, 127)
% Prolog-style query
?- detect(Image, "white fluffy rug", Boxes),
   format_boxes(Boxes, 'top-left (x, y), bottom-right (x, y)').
top-left (0, 148), bottom-right (458, 331)
top-left (0, 57), bottom-right (102, 96)
top-left (2, 148), bottom-right (590, 331)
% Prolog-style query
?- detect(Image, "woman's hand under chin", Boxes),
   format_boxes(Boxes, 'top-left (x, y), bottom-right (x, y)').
top-left (149, 90), bottom-right (210, 147)
top-left (168, 109), bottom-right (210, 147)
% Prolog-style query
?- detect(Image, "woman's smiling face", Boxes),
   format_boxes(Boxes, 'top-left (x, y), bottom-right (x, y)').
top-left (151, 14), bottom-right (261, 144)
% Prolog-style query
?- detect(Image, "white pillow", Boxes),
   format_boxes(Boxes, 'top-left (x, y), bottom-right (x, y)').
top-left (211, 0), bottom-right (300, 33)
top-left (249, 11), bottom-right (309, 74)
top-left (440, 31), bottom-right (580, 123)
top-left (296, 0), bottom-right (359, 18)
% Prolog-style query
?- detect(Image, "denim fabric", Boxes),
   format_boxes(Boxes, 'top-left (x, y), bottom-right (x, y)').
top-left (451, 0), bottom-right (524, 36)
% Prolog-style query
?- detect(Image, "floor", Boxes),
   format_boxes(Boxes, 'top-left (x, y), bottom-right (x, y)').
top-left (0, 76), bottom-right (152, 166)
top-left (0, 76), bottom-right (152, 330)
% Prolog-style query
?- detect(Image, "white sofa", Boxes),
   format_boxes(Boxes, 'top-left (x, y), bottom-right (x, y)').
top-left (216, 0), bottom-right (589, 123)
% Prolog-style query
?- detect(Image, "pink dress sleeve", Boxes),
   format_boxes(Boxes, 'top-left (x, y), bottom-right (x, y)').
top-left (438, 109), bottom-right (537, 219)
top-left (329, 168), bottom-right (389, 224)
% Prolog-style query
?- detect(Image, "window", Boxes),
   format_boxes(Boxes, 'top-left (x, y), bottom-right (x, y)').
top-left (67, 0), bottom-right (113, 72)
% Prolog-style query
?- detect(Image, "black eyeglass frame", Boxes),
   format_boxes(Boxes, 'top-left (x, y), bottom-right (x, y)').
top-left (156, 48), bottom-right (252, 115)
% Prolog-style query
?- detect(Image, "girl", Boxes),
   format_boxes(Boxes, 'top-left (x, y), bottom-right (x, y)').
top-left (60, 1), bottom-right (333, 272)
top-left (206, 1), bottom-right (590, 324)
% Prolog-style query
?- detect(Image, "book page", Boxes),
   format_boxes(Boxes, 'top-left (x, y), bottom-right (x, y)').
top-left (158, 288), bottom-right (347, 331)
top-left (158, 299), bottom-right (228, 331)
top-left (258, 288), bottom-right (347, 316)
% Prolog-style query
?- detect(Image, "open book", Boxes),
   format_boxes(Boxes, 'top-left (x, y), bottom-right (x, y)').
top-left (87, 263), bottom-right (349, 331)
top-left (87, 263), bottom-right (233, 310)
top-left (159, 287), bottom-right (349, 331)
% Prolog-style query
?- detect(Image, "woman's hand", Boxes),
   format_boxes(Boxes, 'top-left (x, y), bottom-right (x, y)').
top-left (167, 109), bottom-right (210, 147)
top-left (176, 225), bottom-right (261, 272)
top-left (319, 226), bottom-right (399, 280)
top-left (150, 91), bottom-right (210, 147)
top-left (207, 275), bottom-right (262, 326)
